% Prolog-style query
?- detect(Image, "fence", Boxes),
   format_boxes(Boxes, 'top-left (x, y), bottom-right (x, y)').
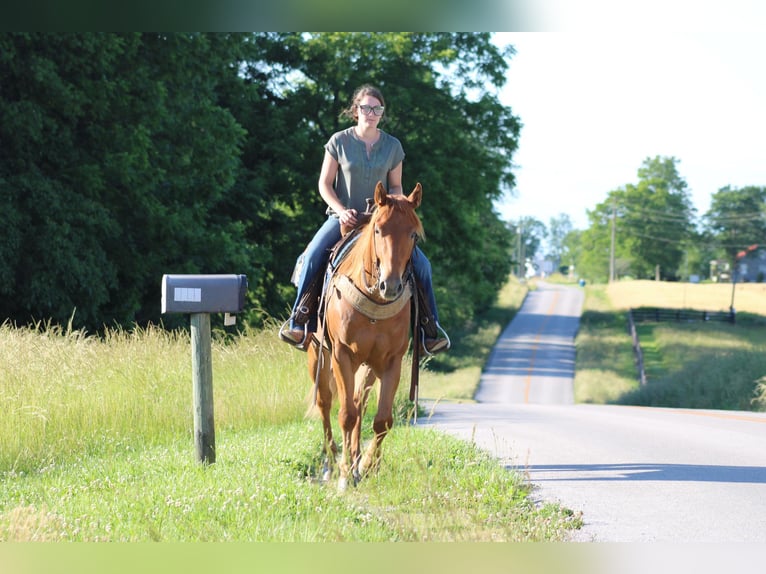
top-left (626, 306), bottom-right (736, 386)
top-left (626, 310), bottom-right (647, 386)
top-left (630, 307), bottom-right (735, 324)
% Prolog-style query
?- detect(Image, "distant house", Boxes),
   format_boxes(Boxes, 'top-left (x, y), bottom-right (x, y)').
top-left (709, 259), bottom-right (731, 283)
top-left (735, 245), bottom-right (766, 283)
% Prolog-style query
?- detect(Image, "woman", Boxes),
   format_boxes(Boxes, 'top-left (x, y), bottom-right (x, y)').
top-left (280, 84), bottom-right (449, 355)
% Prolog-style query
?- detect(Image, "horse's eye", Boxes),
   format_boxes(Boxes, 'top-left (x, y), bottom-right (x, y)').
top-left (374, 226), bottom-right (381, 234)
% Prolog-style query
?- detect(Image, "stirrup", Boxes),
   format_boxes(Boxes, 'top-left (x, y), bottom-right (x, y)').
top-left (279, 319), bottom-right (308, 348)
top-left (420, 323), bottom-right (451, 357)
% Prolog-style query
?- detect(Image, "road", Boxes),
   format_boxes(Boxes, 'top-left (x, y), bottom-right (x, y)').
top-left (420, 282), bottom-right (766, 542)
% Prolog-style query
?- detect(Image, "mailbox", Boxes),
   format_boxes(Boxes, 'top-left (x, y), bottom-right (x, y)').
top-left (161, 274), bottom-right (248, 314)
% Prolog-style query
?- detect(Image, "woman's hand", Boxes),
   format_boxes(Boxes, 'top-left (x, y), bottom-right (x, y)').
top-left (339, 208), bottom-right (358, 228)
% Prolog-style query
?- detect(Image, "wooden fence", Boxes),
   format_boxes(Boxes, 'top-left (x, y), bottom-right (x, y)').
top-left (630, 307), bottom-right (735, 324)
top-left (626, 306), bottom-right (736, 386)
top-left (626, 311), bottom-right (647, 386)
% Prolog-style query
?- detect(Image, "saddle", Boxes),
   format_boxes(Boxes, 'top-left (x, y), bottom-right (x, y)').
top-left (291, 199), bottom-right (435, 333)
top-left (290, 203), bottom-right (374, 331)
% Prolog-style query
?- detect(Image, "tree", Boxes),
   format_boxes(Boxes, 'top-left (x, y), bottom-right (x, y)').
top-left (547, 213), bottom-right (573, 266)
top-left (246, 33), bottom-right (521, 326)
top-left (1, 33), bottom-right (521, 332)
top-left (618, 156), bottom-right (696, 279)
top-left (579, 156), bottom-right (697, 282)
top-left (704, 185), bottom-right (766, 266)
top-left (577, 201), bottom-right (615, 283)
top-left (0, 33), bottom-right (248, 329)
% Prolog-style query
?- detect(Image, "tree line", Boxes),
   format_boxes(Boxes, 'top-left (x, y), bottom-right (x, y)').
top-left (518, 156), bottom-right (766, 283)
top-left (0, 33), bottom-right (521, 332)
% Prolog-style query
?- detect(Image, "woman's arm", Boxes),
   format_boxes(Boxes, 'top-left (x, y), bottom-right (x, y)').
top-left (318, 149), bottom-right (358, 227)
top-left (387, 160), bottom-right (403, 196)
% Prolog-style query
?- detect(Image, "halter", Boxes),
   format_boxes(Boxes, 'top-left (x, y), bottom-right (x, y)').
top-left (360, 220), bottom-right (417, 299)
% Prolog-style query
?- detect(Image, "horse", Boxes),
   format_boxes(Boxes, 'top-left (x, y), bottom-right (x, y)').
top-left (307, 181), bottom-right (424, 490)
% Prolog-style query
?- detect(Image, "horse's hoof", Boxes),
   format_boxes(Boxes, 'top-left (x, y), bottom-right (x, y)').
top-left (352, 469), bottom-right (362, 486)
top-left (338, 477), bottom-right (349, 492)
top-left (322, 466), bottom-right (332, 483)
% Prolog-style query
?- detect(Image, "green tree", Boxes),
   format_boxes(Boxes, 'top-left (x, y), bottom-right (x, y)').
top-left (578, 201), bottom-right (615, 283)
top-left (704, 185), bottom-right (766, 265)
top-left (580, 156), bottom-right (696, 282)
top-left (0, 33), bottom-right (248, 329)
top-left (561, 228), bottom-right (583, 276)
top-left (618, 156), bottom-right (696, 279)
top-left (249, 32), bottom-right (521, 326)
top-left (0, 32), bottom-right (521, 332)
top-left (547, 213), bottom-right (573, 265)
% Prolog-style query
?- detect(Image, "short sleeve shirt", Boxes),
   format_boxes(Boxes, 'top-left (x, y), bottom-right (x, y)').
top-left (324, 127), bottom-right (405, 215)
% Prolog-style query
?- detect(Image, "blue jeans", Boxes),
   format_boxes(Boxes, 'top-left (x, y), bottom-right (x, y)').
top-left (291, 216), bottom-right (439, 331)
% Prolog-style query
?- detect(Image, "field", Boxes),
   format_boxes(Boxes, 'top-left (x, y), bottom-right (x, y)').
top-left (575, 279), bottom-right (766, 410)
top-left (606, 279), bottom-right (766, 314)
top-left (5, 276), bottom-right (762, 543)
top-left (0, 279), bottom-right (583, 542)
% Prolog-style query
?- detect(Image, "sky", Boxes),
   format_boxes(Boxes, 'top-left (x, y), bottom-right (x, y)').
top-left (491, 32), bottom-right (766, 230)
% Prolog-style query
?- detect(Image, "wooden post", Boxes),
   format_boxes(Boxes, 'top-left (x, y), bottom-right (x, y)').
top-left (190, 313), bottom-right (215, 464)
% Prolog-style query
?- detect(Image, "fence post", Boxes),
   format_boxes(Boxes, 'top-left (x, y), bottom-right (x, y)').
top-left (191, 312), bottom-right (215, 464)
top-left (627, 310), bottom-right (647, 386)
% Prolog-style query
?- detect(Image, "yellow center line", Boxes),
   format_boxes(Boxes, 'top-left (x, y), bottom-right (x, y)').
top-left (523, 291), bottom-right (560, 403)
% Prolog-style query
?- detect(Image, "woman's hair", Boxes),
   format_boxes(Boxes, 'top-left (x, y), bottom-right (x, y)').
top-left (341, 84), bottom-right (386, 122)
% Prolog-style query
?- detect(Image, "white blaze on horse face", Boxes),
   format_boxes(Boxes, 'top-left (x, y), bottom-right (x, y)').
top-left (374, 218), bottom-right (416, 301)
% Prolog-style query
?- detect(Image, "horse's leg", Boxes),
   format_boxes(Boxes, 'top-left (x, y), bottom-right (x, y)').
top-left (360, 360), bottom-right (403, 477)
top-left (354, 363), bottom-right (376, 419)
top-left (308, 341), bottom-right (337, 482)
top-left (333, 348), bottom-right (360, 491)
top-left (352, 364), bottom-right (376, 483)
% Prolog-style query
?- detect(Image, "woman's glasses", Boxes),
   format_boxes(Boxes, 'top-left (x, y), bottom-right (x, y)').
top-left (358, 104), bottom-right (385, 116)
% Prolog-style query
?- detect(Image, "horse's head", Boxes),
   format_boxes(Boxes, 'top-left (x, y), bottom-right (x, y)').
top-left (369, 181), bottom-right (424, 301)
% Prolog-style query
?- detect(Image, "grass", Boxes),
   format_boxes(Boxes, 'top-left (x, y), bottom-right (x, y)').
top-left (1, 277), bottom-right (584, 542)
top-left (572, 284), bottom-right (639, 404)
top-left (574, 280), bottom-right (766, 410)
top-left (0, 423), bottom-right (577, 542)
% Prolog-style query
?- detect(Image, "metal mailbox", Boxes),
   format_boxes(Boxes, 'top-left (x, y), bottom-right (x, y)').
top-left (161, 274), bottom-right (248, 314)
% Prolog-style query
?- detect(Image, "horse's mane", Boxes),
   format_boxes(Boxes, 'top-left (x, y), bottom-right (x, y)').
top-left (344, 195), bottom-right (424, 278)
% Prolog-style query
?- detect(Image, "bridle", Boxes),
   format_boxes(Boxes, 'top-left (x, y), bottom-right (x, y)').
top-left (361, 221), bottom-right (419, 297)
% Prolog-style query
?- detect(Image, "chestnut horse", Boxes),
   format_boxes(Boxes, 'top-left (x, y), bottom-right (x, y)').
top-left (308, 181), bottom-right (424, 490)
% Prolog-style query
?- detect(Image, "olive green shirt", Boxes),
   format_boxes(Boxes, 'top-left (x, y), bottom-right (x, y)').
top-left (324, 127), bottom-right (405, 215)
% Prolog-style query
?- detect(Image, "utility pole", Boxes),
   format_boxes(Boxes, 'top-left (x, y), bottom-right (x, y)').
top-left (516, 221), bottom-right (524, 277)
top-left (609, 199), bottom-right (616, 283)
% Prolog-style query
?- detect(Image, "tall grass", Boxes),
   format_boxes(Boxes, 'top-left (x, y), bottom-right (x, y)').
top-left (0, 293), bottom-right (581, 542)
top-left (615, 322), bottom-right (766, 410)
top-left (575, 281), bottom-right (766, 410)
top-left (573, 285), bottom-right (639, 404)
top-left (0, 320), bottom-right (307, 473)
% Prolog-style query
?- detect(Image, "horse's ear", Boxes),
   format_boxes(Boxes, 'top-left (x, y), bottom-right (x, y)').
top-left (374, 181), bottom-right (388, 207)
top-left (408, 182), bottom-right (422, 209)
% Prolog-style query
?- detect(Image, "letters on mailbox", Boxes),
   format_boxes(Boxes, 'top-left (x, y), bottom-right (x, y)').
top-left (161, 274), bottom-right (248, 314)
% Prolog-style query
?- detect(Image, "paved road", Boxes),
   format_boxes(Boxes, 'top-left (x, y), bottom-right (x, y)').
top-left (420, 282), bottom-right (766, 542)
